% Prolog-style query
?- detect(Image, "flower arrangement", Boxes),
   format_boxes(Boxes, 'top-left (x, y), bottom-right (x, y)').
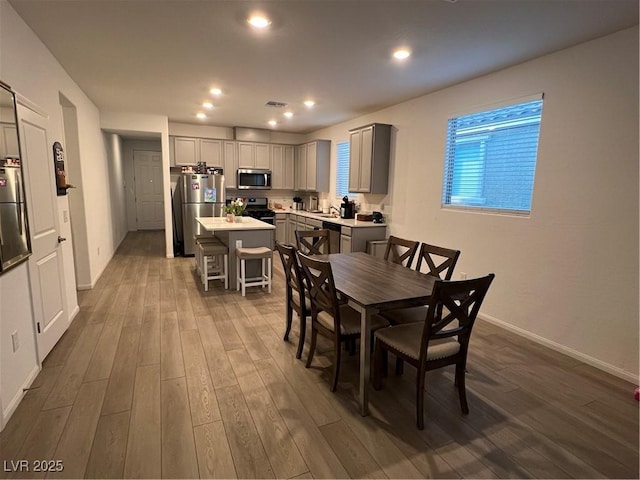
top-left (225, 198), bottom-right (247, 216)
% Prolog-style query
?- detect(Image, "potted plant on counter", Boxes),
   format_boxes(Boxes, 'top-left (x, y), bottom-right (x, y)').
top-left (225, 198), bottom-right (247, 222)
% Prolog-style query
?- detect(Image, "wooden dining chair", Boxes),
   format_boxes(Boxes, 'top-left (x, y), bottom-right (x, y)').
top-left (373, 273), bottom-right (495, 429)
top-left (381, 242), bottom-right (461, 326)
top-left (297, 251), bottom-right (389, 391)
top-left (295, 229), bottom-right (332, 256)
top-left (384, 236), bottom-right (420, 268)
top-left (275, 243), bottom-right (309, 359)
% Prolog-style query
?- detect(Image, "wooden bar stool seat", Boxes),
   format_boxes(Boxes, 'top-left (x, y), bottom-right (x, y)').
top-left (199, 241), bottom-right (228, 291)
top-left (235, 246), bottom-right (272, 297)
top-left (195, 235), bottom-right (223, 274)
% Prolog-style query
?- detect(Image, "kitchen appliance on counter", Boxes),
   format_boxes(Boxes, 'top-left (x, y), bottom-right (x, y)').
top-left (0, 165), bottom-right (30, 272)
top-left (372, 211), bottom-right (384, 223)
top-left (239, 197), bottom-right (275, 225)
top-left (237, 168), bottom-right (271, 189)
top-left (293, 196), bottom-right (304, 211)
top-left (340, 196), bottom-right (355, 219)
top-left (178, 170), bottom-right (225, 256)
top-left (308, 195), bottom-right (319, 212)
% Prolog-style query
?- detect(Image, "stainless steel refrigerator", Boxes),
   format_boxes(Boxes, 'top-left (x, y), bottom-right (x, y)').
top-left (180, 172), bottom-right (225, 256)
top-left (0, 165), bottom-right (30, 272)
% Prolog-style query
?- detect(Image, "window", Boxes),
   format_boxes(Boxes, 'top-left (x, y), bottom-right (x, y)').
top-left (336, 141), bottom-right (353, 198)
top-left (442, 97), bottom-right (543, 214)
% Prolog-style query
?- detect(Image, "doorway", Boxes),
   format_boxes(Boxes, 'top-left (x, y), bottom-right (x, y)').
top-left (133, 150), bottom-right (164, 230)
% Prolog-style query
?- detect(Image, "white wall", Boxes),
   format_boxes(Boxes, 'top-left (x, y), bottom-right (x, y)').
top-left (311, 27), bottom-right (639, 380)
top-left (0, 0), bottom-right (114, 427)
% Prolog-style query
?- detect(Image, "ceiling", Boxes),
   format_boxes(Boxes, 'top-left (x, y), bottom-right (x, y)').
top-left (8, 0), bottom-right (638, 134)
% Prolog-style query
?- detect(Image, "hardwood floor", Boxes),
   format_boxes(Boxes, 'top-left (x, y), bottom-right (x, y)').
top-left (1, 230), bottom-right (637, 479)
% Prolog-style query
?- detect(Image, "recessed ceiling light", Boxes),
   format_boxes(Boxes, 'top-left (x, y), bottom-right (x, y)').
top-left (202, 102), bottom-right (213, 109)
top-left (304, 100), bottom-right (315, 108)
top-left (283, 111), bottom-right (293, 118)
top-left (393, 48), bottom-right (411, 60)
top-left (196, 113), bottom-right (206, 120)
top-left (210, 88), bottom-right (222, 96)
top-left (268, 119), bottom-right (277, 127)
top-left (248, 14), bottom-right (271, 29)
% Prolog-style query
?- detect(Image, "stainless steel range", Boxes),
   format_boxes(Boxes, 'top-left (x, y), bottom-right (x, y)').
top-left (237, 197), bottom-right (275, 225)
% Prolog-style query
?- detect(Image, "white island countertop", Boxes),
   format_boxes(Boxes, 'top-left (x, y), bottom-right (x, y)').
top-left (196, 216), bottom-right (276, 232)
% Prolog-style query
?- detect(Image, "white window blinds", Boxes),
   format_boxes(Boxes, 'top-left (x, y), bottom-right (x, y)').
top-left (442, 97), bottom-right (543, 215)
top-left (336, 141), bottom-right (352, 198)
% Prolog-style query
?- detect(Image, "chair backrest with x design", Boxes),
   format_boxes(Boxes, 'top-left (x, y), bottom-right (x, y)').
top-left (295, 229), bottom-right (332, 256)
top-left (296, 252), bottom-right (342, 331)
top-left (275, 242), bottom-right (305, 301)
top-left (420, 274), bottom-right (494, 362)
top-left (414, 243), bottom-right (461, 280)
top-left (384, 236), bottom-right (420, 268)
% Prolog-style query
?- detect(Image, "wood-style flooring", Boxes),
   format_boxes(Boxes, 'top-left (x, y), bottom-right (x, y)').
top-left (1, 230), bottom-right (637, 479)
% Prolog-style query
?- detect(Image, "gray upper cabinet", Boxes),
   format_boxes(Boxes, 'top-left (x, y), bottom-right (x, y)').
top-left (171, 136), bottom-right (224, 167)
top-left (200, 139), bottom-right (223, 166)
top-left (238, 141), bottom-right (270, 169)
top-left (271, 144), bottom-right (295, 190)
top-left (223, 141), bottom-right (238, 188)
top-left (295, 140), bottom-right (330, 192)
top-left (172, 136), bottom-right (199, 166)
top-left (348, 123), bottom-right (391, 194)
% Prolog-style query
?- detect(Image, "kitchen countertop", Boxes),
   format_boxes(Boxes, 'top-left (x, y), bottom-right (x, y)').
top-left (196, 216), bottom-right (276, 231)
top-left (273, 210), bottom-right (386, 228)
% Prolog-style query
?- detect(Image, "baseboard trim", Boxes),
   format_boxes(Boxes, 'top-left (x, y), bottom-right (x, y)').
top-left (69, 304), bottom-right (80, 322)
top-left (478, 313), bottom-right (638, 384)
top-left (1, 364), bottom-right (40, 432)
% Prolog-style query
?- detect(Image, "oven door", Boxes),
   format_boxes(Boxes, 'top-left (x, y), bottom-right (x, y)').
top-left (237, 169), bottom-right (271, 190)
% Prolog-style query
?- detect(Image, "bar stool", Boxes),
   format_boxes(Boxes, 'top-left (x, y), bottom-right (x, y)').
top-left (195, 234), bottom-right (222, 275)
top-left (235, 247), bottom-right (272, 297)
top-left (199, 241), bottom-right (229, 291)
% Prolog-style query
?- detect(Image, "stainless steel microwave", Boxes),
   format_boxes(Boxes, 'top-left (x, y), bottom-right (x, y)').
top-left (237, 168), bottom-right (271, 189)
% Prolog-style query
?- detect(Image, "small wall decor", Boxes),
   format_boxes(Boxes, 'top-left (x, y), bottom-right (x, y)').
top-left (53, 141), bottom-right (74, 195)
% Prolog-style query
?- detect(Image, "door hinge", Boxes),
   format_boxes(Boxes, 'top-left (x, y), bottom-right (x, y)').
top-left (36, 322), bottom-right (41, 334)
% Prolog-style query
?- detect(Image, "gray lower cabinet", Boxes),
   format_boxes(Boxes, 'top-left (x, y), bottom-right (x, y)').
top-left (275, 214), bottom-right (287, 244)
top-left (339, 225), bottom-right (387, 253)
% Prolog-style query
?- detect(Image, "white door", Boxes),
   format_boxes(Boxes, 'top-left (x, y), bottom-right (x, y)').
top-left (134, 150), bottom-right (164, 229)
top-left (18, 104), bottom-right (69, 361)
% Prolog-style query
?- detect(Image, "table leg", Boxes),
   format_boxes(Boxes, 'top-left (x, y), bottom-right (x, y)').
top-left (358, 308), bottom-right (371, 416)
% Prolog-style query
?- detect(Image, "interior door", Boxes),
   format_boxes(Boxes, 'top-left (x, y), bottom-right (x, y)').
top-left (17, 104), bottom-right (68, 361)
top-left (134, 150), bottom-right (164, 229)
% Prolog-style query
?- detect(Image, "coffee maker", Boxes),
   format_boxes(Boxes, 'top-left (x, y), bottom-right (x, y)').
top-left (340, 196), bottom-right (355, 219)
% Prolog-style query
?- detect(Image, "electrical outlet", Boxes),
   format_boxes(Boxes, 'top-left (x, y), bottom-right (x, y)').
top-left (460, 272), bottom-right (468, 280)
top-left (11, 331), bottom-right (19, 352)
top-left (235, 240), bottom-right (242, 249)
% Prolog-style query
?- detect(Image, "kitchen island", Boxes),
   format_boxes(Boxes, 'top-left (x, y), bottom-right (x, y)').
top-left (196, 216), bottom-right (275, 291)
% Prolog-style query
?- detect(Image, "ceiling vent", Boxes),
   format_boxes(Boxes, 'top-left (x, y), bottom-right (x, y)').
top-left (265, 100), bottom-right (288, 108)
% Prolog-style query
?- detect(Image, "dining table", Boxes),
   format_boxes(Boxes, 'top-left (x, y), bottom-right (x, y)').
top-left (315, 251), bottom-right (437, 415)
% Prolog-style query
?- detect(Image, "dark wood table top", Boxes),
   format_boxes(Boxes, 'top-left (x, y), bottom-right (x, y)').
top-left (316, 252), bottom-right (436, 311)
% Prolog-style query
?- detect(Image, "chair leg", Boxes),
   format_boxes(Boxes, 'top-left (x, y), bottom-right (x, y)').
top-left (296, 315), bottom-right (306, 360)
top-left (373, 341), bottom-right (386, 390)
top-left (236, 256), bottom-right (240, 292)
top-left (241, 259), bottom-right (246, 297)
top-left (267, 257), bottom-right (272, 293)
top-left (261, 258), bottom-right (266, 288)
top-left (203, 254), bottom-right (209, 292)
top-left (331, 338), bottom-right (342, 392)
top-left (416, 368), bottom-right (426, 430)
top-left (223, 254), bottom-right (228, 290)
top-left (395, 357), bottom-right (404, 376)
top-left (305, 329), bottom-right (317, 368)
top-left (283, 301), bottom-right (293, 341)
top-left (456, 363), bottom-right (469, 414)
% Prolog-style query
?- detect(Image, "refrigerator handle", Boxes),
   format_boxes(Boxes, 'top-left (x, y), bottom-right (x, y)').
top-left (15, 175), bottom-right (23, 235)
